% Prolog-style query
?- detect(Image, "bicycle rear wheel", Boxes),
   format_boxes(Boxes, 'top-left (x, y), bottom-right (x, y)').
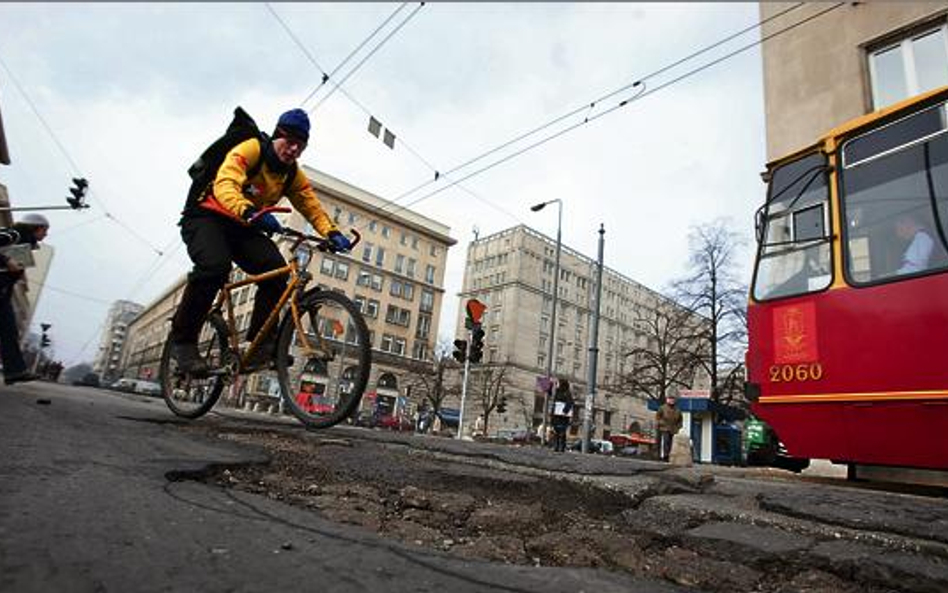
top-left (276, 289), bottom-right (371, 429)
top-left (159, 312), bottom-right (231, 419)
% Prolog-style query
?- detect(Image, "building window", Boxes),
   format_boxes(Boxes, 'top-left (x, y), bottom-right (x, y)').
top-left (362, 243), bottom-right (373, 264)
top-left (335, 261), bottom-right (349, 281)
top-left (393, 337), bottom-right (406, 356)
top-left (420, 289), bottom-right (434, 313)
top-left (406, 258), bottom-right (416, 278)
top-left (402, 282), bottom-right (414, 301)
top-left (412, 341), bottom-right (429, 360)
top-left (366, 299), bottom-right (379, 319)
top-left (320, 257), bottom-right (335, 277)
top-left (382, 225), bottom-right (391, 239)
top-left (869, 25), bottom-right (948, 110)
top-left (425, 264), bottom-right (436, 284)
top-left (356, 269), bottom-right (372, 288)
top-left (395, 254), bottom-right (405, 274)
top-left (369, 220), bottom-right (378, 233)
top-left (371, 273), bottom-right (383, 292)
top-left (416, 313), bottom-right (431, 339)
top-left (375, 246), bottom-right (385, 268)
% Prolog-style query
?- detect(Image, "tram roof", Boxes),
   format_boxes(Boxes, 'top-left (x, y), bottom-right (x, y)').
top-left (766, 85), bottom-right (948, 172)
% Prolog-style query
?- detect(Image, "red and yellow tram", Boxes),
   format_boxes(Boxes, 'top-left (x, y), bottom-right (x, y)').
top-left (747, 86), bottom-right (948, 485)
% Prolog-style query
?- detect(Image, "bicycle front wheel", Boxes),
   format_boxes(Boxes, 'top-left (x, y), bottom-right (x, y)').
top-left (159, 313), bottom-right (231, 419)
top-left (276, 289), bottom-right (371, 429)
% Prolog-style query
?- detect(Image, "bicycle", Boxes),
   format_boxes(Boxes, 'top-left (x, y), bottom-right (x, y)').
top-left (158, 207), bottom-right (372, 429)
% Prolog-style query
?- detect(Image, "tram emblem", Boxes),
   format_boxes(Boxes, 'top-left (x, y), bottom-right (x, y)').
top-left (773, 303), bottom-right (818, 363)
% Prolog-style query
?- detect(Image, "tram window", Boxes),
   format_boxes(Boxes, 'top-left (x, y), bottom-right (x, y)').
top-left (840, 103), bottom-right (948, 284)
top-left (793, 204), bottom-right (826, 242)
top-left (752, 152), bottom-right (832, 301)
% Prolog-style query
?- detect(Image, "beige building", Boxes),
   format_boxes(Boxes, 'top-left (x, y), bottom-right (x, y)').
top-left (456, 225), bottom-right (708, 441)
top-left (121, 167), bottom-right (456, 411)
top-left (761, 2), bottom-right (948, 161)
top-left (93, 299), bottom-right (144, 383)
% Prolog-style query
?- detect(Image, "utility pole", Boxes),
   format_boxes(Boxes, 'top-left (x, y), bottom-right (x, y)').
top-left (457, 336), bottom-right (472, 439)
top-left (582, 225), bottom-right (605, 454)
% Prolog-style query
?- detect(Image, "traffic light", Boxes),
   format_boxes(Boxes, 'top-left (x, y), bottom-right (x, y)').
top-left (41, 334), bottom-right (51, 348)
top-left (497, 396), bottom-right (507, 414)
top-left (452, 339), bottom-right (467, 363)
top-left (67, 177), bottom-right (89, 209)
top-left (469, 325), bottom-right (485, 364)
top-left (465, 298), bottom-right (486, 330)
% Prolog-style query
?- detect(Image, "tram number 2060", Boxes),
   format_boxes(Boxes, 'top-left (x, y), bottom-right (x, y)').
top-left (768, 363), bottom-right (824, 383)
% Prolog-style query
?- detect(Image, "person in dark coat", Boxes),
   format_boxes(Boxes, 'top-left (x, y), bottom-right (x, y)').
top-left (550, 378), bottom-right (574, 453)
top-left (0, 214), bottom-right (50, 385)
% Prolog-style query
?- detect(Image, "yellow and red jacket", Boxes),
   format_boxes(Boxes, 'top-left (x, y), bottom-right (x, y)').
top-left (208, 138), bottom-right (338, 237)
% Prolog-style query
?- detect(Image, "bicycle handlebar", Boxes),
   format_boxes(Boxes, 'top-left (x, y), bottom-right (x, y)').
top-left (282, 227), bottom-right (362, 254)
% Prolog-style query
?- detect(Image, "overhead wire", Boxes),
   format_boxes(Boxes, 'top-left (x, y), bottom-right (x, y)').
top-left (265, 1), bottom-right (519, 227)
top-left (367, 2), bottom-right (843, 217)
top-left (298, 2), bottom-right (410, 108)
top-left (310, 3), bottom-right (424, 114)
top-left (0, 53), bottom-right (164, 257)
top-left (380, 2), bottom-right (809, 209)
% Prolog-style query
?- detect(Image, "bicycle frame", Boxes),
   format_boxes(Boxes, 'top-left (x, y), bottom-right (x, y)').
top-left (212, 251), bottom-right (319, 372)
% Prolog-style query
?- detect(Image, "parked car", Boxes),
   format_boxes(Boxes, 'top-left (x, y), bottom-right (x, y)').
top-left (568, 439), bottom-right (614, 454)
top-left (744, 416), bottom-right (810, 473)
top-left (109, 378), bottom-right (161, 397)
top-left (73, 372), bottom-right (100, 387)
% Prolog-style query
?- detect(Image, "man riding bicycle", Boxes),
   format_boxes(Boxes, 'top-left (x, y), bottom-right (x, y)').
top-left (170, 108), bottom-right (351, 375)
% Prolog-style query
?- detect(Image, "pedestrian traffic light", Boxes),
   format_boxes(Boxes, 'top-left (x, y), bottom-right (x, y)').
top-left (497, 396), bottom-right (507, 414)
top-left (464, 298), bottom-right (486, 330)
top-left (41, 334), bottom-right (51, 348)
top-left (469, 325), bottom-right (485, 364)
top-left (67, 177), bottom-right (89, 209)
top-left (452, 339), bottom-right (467, 363)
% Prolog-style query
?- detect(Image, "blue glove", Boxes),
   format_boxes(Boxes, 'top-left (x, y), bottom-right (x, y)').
top-left (248, 211), bottom-right (283, 235)
top-left (328, 230), bottom-right (352, 252)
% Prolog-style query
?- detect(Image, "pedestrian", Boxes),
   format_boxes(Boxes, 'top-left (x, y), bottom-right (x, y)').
top-left (473, 414), bottom-right (485, 438)
top-left (656, 394), bottom-right (683, 462)
top-left (550, 378), bottom-right (574, 453)
top-left (169, 108), bottom-right (352, 374)
top-left (0, 214), bottom-right (50, 385)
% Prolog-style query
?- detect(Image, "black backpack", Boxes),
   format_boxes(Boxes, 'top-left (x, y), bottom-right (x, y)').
top-left (185, 106), bottom-right (296, 212)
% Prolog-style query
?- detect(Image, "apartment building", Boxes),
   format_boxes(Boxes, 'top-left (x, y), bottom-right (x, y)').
top-left (121, 167), bottom-right (456, 411)
top-left (456, 225), bottom-right (709, 441)
top-left (93, 299), bottom-right (144, 383)
top-left (761, 2), bottom-right (947, 161)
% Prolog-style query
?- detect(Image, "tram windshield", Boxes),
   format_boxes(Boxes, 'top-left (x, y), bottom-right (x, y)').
top-left (752, 151), bottom-right (832, 300)
top-left (839, 101), bottom-right (948, 284)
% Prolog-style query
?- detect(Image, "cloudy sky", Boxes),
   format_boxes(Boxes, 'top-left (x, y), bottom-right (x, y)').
top-left (0, 2), bottom-right (769, 366)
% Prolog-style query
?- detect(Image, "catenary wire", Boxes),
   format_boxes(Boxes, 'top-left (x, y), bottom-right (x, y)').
top-left (0, 53), bottom-right (164, 256)
top-left (310, 3), bottom-right (424, 114)
top-left (299, 2), bottom-right (410, 108)
top-left (367, 3), bottom-right (844, 218)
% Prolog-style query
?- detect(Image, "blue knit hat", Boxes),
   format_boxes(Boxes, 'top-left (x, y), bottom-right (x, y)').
top-left (275, 108), bottom-right (310, 143)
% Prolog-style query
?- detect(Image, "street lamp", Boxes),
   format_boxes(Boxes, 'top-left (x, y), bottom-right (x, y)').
top-left (530, 198), bottom-right (562, 445)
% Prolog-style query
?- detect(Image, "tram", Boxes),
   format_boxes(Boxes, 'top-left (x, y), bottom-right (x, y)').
top-left (747, 86), bottom-right (948, 486)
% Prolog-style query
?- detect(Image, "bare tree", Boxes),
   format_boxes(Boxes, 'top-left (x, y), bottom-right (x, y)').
top-left (470, 362), bottom-right (511, 434)
top-left (673, 219), bottom-right (749, 404)
top-left (619, 299), bottom-right (700, 406)
top-left (402, 337), bottom-right (457, 421)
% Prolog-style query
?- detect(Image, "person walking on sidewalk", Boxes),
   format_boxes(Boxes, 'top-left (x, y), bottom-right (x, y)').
top-left (169, 109), bottom-right (351, 374)
top-left (550, 378), bottom-right (574, 453)
top-left (0, 214), bottom-right (50, 385)
top-left (656, 394), bottom-right (683, 462)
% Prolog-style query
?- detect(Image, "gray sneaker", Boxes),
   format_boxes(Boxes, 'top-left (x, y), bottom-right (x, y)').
top-left (170, 342), bottom-right (209, 376)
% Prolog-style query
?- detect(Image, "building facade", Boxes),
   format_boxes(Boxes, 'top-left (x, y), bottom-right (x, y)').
top-left (761, 2), bottom-right (948, 161)
top-left (121, 167), bottom-right (456, 413)
top-left (93, 299), bottom-right (144, 383)
top-left (456, 225), bottom-right (708, 441)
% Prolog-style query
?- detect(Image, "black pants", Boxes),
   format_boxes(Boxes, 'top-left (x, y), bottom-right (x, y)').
top-left (0, 286), bottom-right (26, 377)
top-left (552, 421), bottom-right (569, 452)
top-left (170, 213), bottom-right (286, 345)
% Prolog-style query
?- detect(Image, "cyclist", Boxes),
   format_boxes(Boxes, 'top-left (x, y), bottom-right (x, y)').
top-left (169, 108), bottom-right (351, 375)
